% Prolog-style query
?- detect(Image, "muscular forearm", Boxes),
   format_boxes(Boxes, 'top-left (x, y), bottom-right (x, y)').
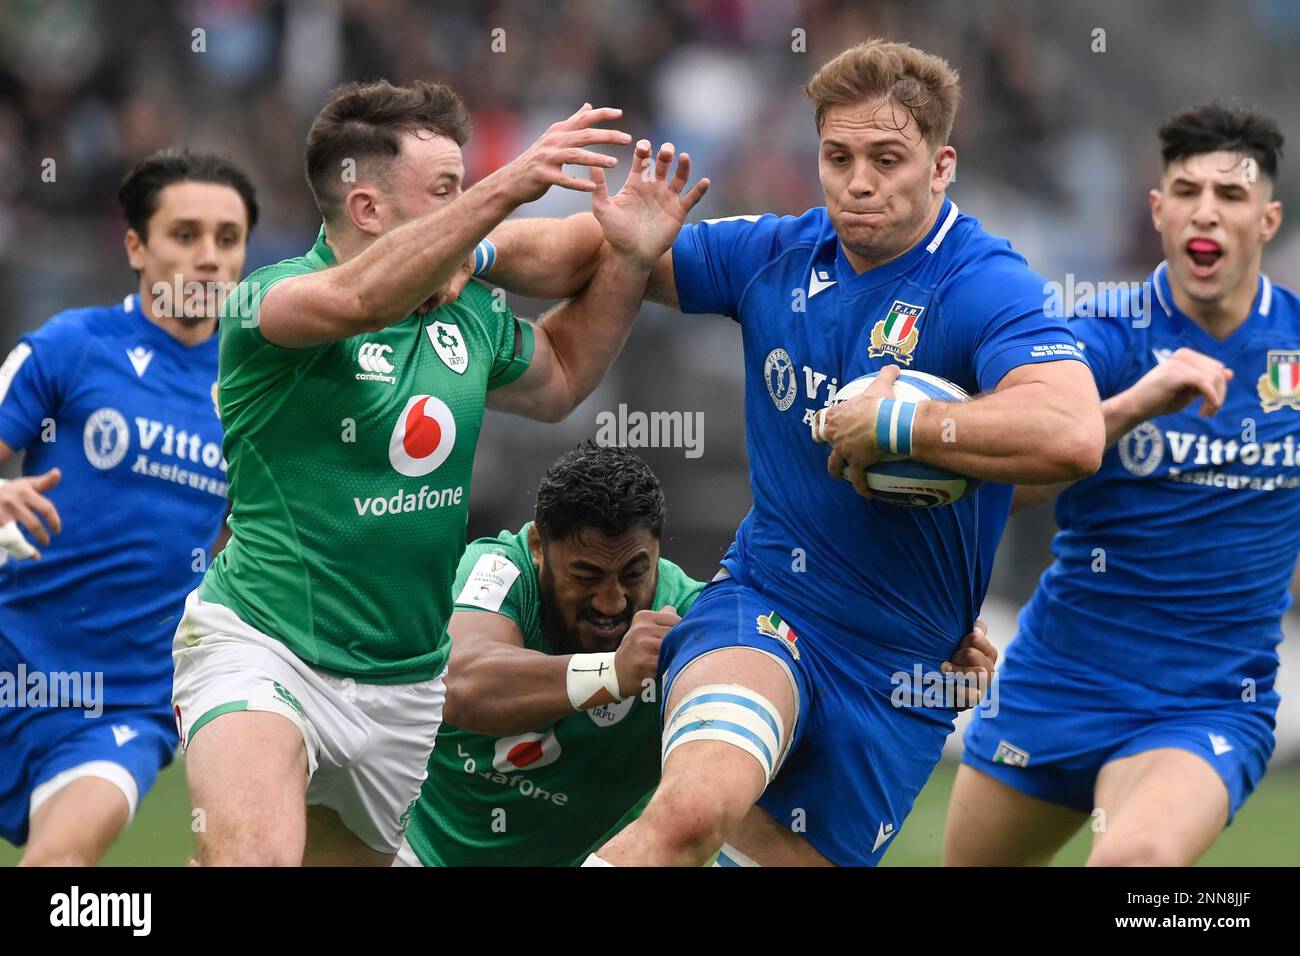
top-left (445, 644), bottom-right (607, 736)
top-left (484, 214), bottom-right (606, 299)
top-left (910, 382), bottom-right (1103, 484)
top-left (1008, 379), bottom-right (1157, 511)
top-left (528, 249), bottom-right (652, 419)
top-left (1009, 393), bottom-right (1131, 512)
top-left (1008, 390), bottom-right (1144, 512)
top-left (325, 171), bottom-right (523, 331)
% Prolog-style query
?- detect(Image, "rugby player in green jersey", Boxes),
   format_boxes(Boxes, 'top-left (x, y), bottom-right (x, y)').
top-left (397, 443), bottom-right (1000, 867)
top-left (170, 80), bottom-right (708, 866)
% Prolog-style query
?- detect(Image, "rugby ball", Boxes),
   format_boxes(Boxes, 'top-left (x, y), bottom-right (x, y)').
top-left (826, 370), bottom-right (982, 508)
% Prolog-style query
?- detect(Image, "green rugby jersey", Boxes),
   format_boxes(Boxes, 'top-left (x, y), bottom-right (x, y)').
top-left (199, 227), bottom-right (533, 683)
top-left (406, 523), bottom-right (704, 866)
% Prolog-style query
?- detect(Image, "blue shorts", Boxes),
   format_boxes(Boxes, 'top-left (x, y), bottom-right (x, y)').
top-left (0, 696), bottom-right (177, 848)
top-left (961, 633), bottom-right (1278, 823)
top-left (660, 574), bottom-right (957, 866)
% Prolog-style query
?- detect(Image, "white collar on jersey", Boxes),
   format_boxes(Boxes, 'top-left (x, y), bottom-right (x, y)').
top-left (1152, 261), bottom-right (1272, 318)
top-left (926, 202), bottom-right (961, 254)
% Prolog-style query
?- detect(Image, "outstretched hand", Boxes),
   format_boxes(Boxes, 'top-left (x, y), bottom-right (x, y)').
top-left (591, 140), bottom-right (709, 269)
top-left (503, 103), bottom-right (632, 206)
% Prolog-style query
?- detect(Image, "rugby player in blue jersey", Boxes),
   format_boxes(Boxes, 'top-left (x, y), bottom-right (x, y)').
top-left (462, 40), bottom-right (1104, 866)
top-left (0, 150), bottom-right (257, 865)
top-left (947, 104), bottom-right (1292, 867)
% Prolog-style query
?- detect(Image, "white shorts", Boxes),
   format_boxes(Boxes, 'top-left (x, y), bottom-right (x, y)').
top-left (171, 589), bottom-right (445, 854)
top-left (392, 837), bottom-right (423, 867)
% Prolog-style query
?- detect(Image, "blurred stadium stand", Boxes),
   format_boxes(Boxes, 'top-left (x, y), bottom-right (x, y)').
top-left (2, 0), bottom-right (1296, 759)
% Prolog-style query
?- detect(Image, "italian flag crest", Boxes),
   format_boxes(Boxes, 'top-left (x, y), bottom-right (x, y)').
top-left (1271, 358), bottom-right (1299, 394)
top-left (869, 300), bottom-right (924, 364)
top-left (756, 611), bottom-right (800, 660)
top-left (1258, 350), bottom-right (1300, 412)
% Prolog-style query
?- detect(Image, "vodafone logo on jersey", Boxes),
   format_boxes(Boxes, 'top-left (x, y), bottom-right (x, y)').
top-left (389, 394), bottom-right (457, 477)
top-left (493, 731), bottom-right (562, 773)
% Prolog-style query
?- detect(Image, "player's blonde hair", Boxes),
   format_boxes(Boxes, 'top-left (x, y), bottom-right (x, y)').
top-left (804, 40), bottom-right (961, 148)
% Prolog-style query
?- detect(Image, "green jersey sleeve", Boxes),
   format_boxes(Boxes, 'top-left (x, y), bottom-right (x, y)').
top-left (451, 528), bottom-right (541, 645)
top-left (457, 281), bottom-right (534, 390)
top-left (216, 257), bottom-right (321, 428)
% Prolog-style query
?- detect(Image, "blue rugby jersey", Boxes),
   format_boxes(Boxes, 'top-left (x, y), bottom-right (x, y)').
top-left (1023, 263), bottom-right (1300, 697)
top-left (0, 295), bottom-right (227, 707)
top-left (671, 201), bottom-right (1085, 667)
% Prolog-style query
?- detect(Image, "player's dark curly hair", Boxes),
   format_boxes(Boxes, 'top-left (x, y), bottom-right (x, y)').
top-left (118, 149), bottom-right (259, 241)
top-left (534, 442), bottom-right (666, 543)
top-left (1159, 103), bottom-right (1284, 181)
top-left (305, 78), bottom-right (471, 223)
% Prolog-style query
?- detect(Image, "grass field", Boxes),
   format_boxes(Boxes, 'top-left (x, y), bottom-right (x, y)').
top-left (4, 758), bottom-right (1298, 866)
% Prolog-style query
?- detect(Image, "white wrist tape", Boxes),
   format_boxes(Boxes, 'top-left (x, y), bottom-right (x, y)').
top-left (0, 480), bottom-right (37, 560)
top-left (566, 652), bottom-right (621, 710)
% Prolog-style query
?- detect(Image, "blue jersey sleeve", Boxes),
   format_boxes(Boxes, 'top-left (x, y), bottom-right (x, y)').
top-left (938, 253), bottom-right (1086, 391)
top-left (671, 214), bottom-right (785, 318)
top-left (1068, 310), bottom-right (1140, 400)
top-left (0, 314), bottom-right (86, 452)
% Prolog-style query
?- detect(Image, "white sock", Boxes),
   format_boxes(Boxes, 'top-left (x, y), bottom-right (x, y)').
top-left (581, 852), bottom-right (614, 867)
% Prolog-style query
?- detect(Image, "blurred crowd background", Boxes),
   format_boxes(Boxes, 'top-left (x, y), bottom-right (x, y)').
top-left (3, 0), bottom-right (1299, 755)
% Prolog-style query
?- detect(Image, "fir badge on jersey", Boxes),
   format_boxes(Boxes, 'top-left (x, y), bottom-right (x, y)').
top-left (868, 300), bottom-right (925, 364)
top-left (1258, 349), bottom-right (1300, 413)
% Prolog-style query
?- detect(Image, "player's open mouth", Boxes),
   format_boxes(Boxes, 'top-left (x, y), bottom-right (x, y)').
top-left (583, 614), bottom-right (625, 636)
top-left (1185, 238), bottom-right (1224, 278)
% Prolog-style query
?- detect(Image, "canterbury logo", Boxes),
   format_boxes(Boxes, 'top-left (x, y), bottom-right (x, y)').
top-left (358, 342), bottom-right (395, 374)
